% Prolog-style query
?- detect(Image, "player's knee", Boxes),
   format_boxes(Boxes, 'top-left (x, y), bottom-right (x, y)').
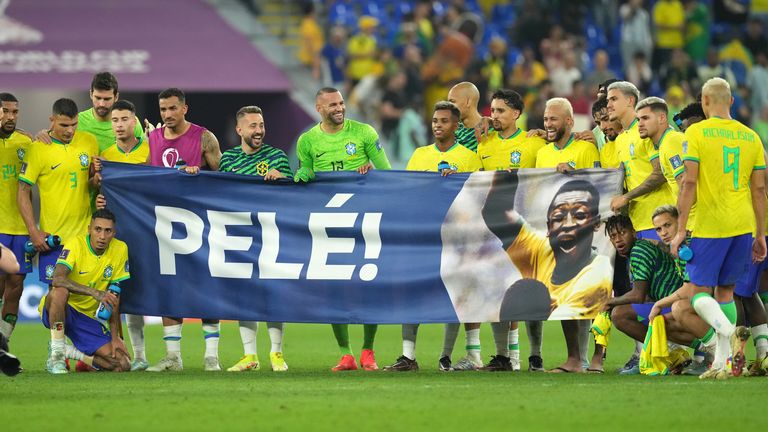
top-left (48, 286), bottom-right (69, 305)
top-left (611, 305), bottom-right (633, 328)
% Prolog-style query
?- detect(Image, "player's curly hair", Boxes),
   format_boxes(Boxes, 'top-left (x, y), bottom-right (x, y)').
top-left (604, 214), bottom-right (633, 236)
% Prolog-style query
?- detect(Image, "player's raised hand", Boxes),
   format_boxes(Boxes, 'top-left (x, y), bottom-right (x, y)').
top-left (473, 116), bottom-right (493, 142)
top-left (357, 162), bottom-right (373, 175)
top-left (143, 119), bottom-right (161, 132)
top-left (35, 129), bottom-right (53, 145)
top-left (264, 169), bottom-right (285, 181)
top-left (526, 129), bottom-right (546, 139)
top-left (753, 235), bottom-right (767, 263)
top-left (95, 194), bottom-right (107, 210)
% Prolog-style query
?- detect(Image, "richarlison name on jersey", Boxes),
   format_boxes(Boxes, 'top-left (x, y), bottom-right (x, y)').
top-left (700, 127), bottom-right (756, 142)
top-left (155, 193), bottom-right (383, 282)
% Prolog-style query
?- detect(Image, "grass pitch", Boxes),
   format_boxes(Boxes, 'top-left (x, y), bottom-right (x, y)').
top-left (2, 321), bottom-right (767, 431)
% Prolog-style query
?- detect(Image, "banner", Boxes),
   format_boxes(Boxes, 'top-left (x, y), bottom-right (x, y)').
top-left (99, 162), bottom-right (623, 324)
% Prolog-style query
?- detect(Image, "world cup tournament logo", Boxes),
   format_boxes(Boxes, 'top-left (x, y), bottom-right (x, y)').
top-left (162, 148), bottom-right (180, 168)
top-left (0, 0), bottom-right (44, 46)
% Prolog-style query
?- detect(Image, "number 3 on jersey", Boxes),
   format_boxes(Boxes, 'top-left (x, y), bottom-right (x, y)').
top-left (723, 146), bottom-right (740, 190)
top-left (331, 160), bottom-right (344, 171)
top-left (69, 171), bottom-right (78, 189)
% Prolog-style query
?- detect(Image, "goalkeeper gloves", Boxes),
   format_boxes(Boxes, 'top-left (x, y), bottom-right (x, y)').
top-left (294, 166), bottom-right (315, 183)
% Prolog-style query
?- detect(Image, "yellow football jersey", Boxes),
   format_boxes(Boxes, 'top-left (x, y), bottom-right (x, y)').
top-left (40, 234), bottom-right (130, 318)
top-left (0, 131), bottom-right (32, 234)
top-left (615, 120), bottom-right (675, 231)
top-left (507, 224), bottom-right (612, 319)
top-left (657, 128), bottom-right (696, 230)
top-left (683, 117), bottom-right (766, 238)
top-left (100, 137), bottom-right (149, 164)
top-left (19, 131), bottom-right (98, 243)
top-left (477, 129), bottom-right (546, 170)
top-left (535, 135), bottom-right (601, 169)
top-left (406, 143), bottom-right (482, 172)
top-left (600, 139), bottom-right (620, 169)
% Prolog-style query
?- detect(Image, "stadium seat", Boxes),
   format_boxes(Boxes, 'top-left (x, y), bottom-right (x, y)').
top-left (491, 3), bottom-right (516, 26)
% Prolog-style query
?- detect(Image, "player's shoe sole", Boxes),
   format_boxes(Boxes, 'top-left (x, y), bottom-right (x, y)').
top-left (332, 354), bottom-right (358, 372)
top-left (227, 354), bottom-right (260, 372)
top-left (730, 326), bottom-right (751, 377)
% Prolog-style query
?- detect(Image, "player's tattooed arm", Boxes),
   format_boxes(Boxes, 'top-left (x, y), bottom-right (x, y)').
top-left (611, 156), bottom-right (665, 212)
top-left (482, 170), bottom-right (524, 249)
top-left (605, 280), bottom-right (647, 308)
top-left (201, 130), bottom-right (222, 171)
top-left (52, 264), bottom-right (109, 301)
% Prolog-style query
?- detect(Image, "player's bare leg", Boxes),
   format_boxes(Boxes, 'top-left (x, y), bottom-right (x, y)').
top-left (0, 274), bottom-right (24, 341)
top-left (43, 287), bottom-right (69, 374)
top-left (93, 341), bottom-right (131, 372)
top-left (611, 305), bottom-right (647, 342)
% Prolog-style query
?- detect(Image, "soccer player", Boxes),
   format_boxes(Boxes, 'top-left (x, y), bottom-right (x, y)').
top-left (384, 101), bottom-right (481, 372)
top-left (535, 97), bottom-right (601, 372)
top-left (79, 72), bottom-right (145, 152)
top-left (482, 171), bottom-right (613, 373)
top-left (476, 89), bottom-right (548, 372)
top-left (604, 214), bottom-right (694, 374)
top-left (145, 88), bottom-right (223, 372)
top-left (97, 100), bottom-right (149, 371)
top-left (672, 101), bottom-right (705, 133)
top-left (295, 87), bottom-right (391, 371)
top-left (220, 106), bottom-right (291, 372)
top-left (636, 97), bottom-right (687, 199)
top-left (591, 98), bottom-right (622, 169)
top-left (40, 209), bottom-right (131, 374)
top-left (607, 81), bottom-right (675, 240)
top-left (447, 81), bottom-right (485, 152)
top-left (671, 77), bottom-right (766, 379)
top-left (18, 99), bottom-right (98, 287)
top-left (0, 93), bottom-right (33, 343)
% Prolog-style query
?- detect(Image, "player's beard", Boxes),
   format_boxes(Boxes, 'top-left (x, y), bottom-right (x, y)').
top-left (245, 133), bottom-right (263, 151)
top-left (547, 124), bottom-right (566, 143)
top-left (328, 110), bottom-right (345, 125)
top-left (95, 107), bottom-right (110, 118)
top-left (0, 122), bottom-right (14, 135)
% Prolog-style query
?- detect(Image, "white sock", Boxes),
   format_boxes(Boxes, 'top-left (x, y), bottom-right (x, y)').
top-left (50, 323), bottom-right (65, 354)
top-left (578, 320), bottom-right (591, 365)
top-left (508, 327), bottom-right (520, 357)
top-left (752, 323), bottom-right (768, 358)
top-left (465, 328), bottom-right (481, 360)
top-left (491, 321), bottom-right (508, 356)
top-left (692, 295), bottom-right (735, 338)
top-left (239, 321), bottom-right (258, 356)
top-left (125, 314), bottom-right (145, 360)
top-left (713, 333), bottom-right (731, 368)
top-left (526, 321), bottom-right (543, 357)
top-left (267, 322), bottom-right (283, 353)
top-left (64, 343), bottom-right (94, 366)
top-left (442, 323), bottom-right (460, 358)
top-left (202, 323), bottom-right (220, 358)
top-left (634, 340), bottom-right (643, 357)
top-left (402, 324), bottom-right (419, 360)
top-left (163, 324), bottom-right (182, 356)
top-left (0, 320), bottom-right (13, 340)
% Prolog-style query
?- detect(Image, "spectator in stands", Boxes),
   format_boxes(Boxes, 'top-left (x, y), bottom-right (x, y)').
top-left (748, 50), bottom-right (768, 125)
top-left (754, 106), bottom-right (768, 145)
top-left (509, 46), bottom-right (548, 96)
top-left (568, 80), bottom-right (591, 115)
top-left (481, 36), bottom-right (510, 95)
top-left (380, 72), bottom-right (408, 152)
top-left (698, 47), bottom-right (737, 89)
top-left (743, 17), bottom-right (768, 58)
top-left (394, 21), bottom-right (428, 59)
top-left (401, 45), bottom-right (425, 108)
top-left (540, 25), bottom-right (573, 71)
top-left (526, 79), bottom-right (554, 131)
top-left (625, 51), bottom-right (653, 96)
top-left (665, 85), bottom-right (687, 128)
top-left (513, 0), bottom-right (550, 50)
top-left (619, 0), bottom-right (653, 71)
top-left (298, 2), bottom-right (323, 80)
top-left (413, 0), bottom-right (435, 54)
top-left (584, 50), bottom-right (616, 95)
top-left (321, 26), bottom-right (347, 88)
top-left (346, 16), bottom-right (379, 90)
top-left (683, 0), bottom-right (710, 63)
top-left (652, 0), bottom-right (685, 71)
top-left (550, 51), bottom-right (581, 97)
top-left (659, 49), bottom-right (698, 94)
top-left (592, 0), bottom-right (619, 40)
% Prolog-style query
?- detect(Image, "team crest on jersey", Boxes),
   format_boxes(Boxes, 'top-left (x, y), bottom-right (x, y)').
top-left (510, 151), bottom-right (521, 165)
top-left (629, 143), bottom-right (635, 157)
top-left (103, 265), bottom-right (113, 279)
top-left (345, 142), bottom-right (357, 155)
top-left (78, 152), bottom-right (90, 167)
top-left (682, 141), bottom-right (688, 154)
top-left (45, 265), bottom-right (54, 279)
top-left (670, 155), bottom-right (683, 169)
top-left (256, 161), bottom-right (269, 176)
top-left (17, 148), bottom-right (25, 161)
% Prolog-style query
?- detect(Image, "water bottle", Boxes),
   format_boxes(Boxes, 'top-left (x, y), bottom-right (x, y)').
top-left (24, 235), bottom-right (61, 256)
top-left (96, 285), bottom-right (121, 322)
top-left (678, 245), bottom-right (693, 262)
top-left (437, 161), bottom-right (451, 172)
top-left (174, 158), bottom-right (186, 170)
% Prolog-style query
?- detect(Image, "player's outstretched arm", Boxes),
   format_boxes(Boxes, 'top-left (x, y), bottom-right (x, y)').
top-left (201, 130), bottom-right (222, 171)
top-left (52, 265), bottom-right (115, 308)
top-left (481, 170), bottom-right (524, 249)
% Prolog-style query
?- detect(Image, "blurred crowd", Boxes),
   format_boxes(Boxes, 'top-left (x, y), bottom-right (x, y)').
top-left (296, 0), bottom-right (768, 162)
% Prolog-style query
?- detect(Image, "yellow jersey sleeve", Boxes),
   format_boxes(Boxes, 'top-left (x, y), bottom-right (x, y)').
top-left (599, 140), bottom-right (620, 169)
top-left (576, 140), bottom-right (600, 169)
top-left (18, 140), bottom-right (43, 185)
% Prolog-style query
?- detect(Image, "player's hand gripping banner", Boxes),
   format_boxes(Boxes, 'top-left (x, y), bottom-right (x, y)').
top-left (101, 162), bottom-right (623, 323)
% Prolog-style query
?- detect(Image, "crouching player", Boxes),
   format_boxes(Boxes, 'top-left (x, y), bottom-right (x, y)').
top-left (604, 214), bottom-right (692, 374)
top-left (39, 209), bottom-right (131, 374)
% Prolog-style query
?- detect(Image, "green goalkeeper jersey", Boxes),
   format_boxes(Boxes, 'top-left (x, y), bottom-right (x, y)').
top-left (296, 119), bottom-right (391, 172)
